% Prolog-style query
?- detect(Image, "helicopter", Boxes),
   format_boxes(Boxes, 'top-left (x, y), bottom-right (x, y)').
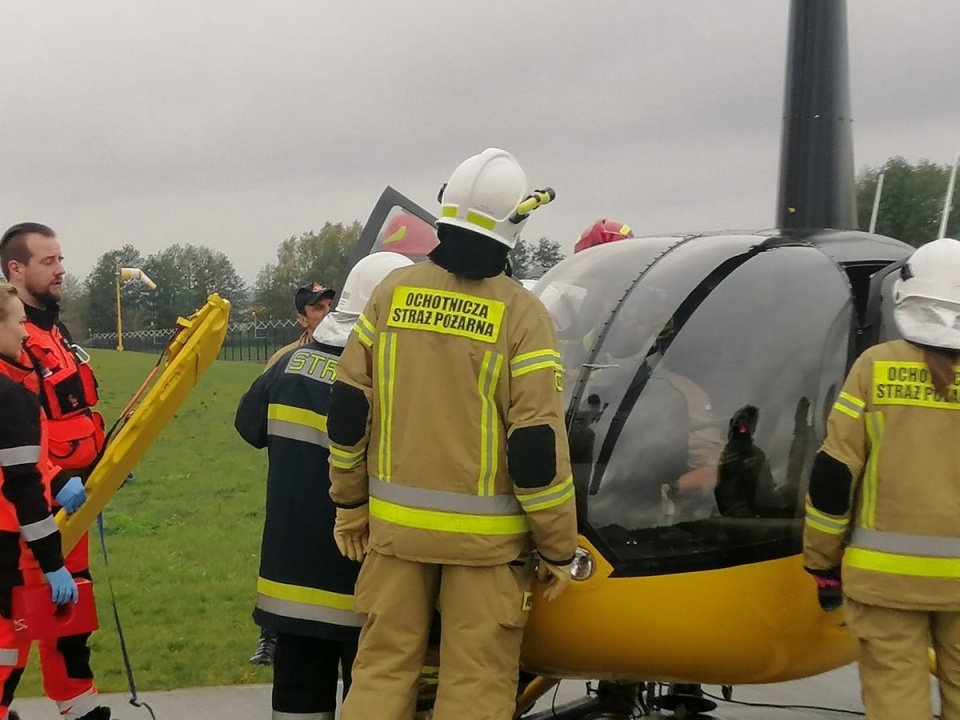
top-left (337, 0), bottom-right (917, 717)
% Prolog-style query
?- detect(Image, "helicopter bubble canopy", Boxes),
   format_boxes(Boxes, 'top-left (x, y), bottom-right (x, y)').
top-left (534, 234), bottom-right (855, 577)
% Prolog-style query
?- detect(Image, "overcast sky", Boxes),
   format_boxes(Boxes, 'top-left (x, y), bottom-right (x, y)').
top-left (3, 1), bottom-right (958, 286)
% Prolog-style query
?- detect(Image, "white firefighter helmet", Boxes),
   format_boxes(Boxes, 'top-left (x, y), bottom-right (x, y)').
top-left (893, 237), bottom-right (960, 350)
top-left (337, 251), bottom-right (414, 316)
top-left (436, 148), bottom-right (530, 250)
top-left (314, 251), bottom-right (414, 347)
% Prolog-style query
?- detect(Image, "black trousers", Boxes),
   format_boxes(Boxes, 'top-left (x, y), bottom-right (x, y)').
top-left (272, 632), bottom-right (358, 714)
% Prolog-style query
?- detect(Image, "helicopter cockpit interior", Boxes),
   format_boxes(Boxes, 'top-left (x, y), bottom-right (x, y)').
top-left (534, 234), bottom-right (855, 577)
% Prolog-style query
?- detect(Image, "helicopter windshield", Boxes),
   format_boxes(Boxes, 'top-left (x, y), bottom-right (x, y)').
top-left (534, 236), bottom-right (676, 405)
top-left (540, 238), bottom-right (854, 576)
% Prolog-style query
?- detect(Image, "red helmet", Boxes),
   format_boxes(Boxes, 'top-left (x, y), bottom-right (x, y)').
top-left (574, 219), bottom-right (634, 253)
top-left (379, 212), bottom-right (439, 257)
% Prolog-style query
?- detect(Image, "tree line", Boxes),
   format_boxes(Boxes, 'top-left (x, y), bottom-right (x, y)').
top-left (62, 223), bottom-right (564, 341)
top-left (60, 157), bottom-right (957, 341)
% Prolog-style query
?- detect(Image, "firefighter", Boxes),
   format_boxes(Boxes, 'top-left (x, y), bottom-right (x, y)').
top-left (0, 282), bottom-right (79, 720)
top-left (803, 237), bottom-right (960, 720)
top-left (328, 148), bottom-right (579, 720)
top-left (0, 224), bottom-right (108, 720)
top-left (236, 252), bottom-right (413, 720)
top-left (574, 218), bottom-right (634, 254)
top-left (253, 281), bottom-right (338, 666)
top-left (265, 282), bottom-right (336, 370)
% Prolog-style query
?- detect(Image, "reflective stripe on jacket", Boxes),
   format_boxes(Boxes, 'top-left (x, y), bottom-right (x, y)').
top-left (803, 339), bottom-right (960, 610)
top-left (235, 342), bottom-right (363, 639)
top-left (0, 369), bottom-right (65, 584)
top-left (329, 261), bottom-right (578, 566)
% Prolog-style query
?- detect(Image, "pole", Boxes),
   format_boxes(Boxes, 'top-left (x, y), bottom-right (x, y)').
top-left (868, 171), bottom-right (885, 234)
top-left (115, 260), bottom-right (124, 352)
top-left (939, 153), bottom-right (959, 239)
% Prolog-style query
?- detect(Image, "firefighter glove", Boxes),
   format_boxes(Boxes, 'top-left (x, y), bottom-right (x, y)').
top-left (334, 505), bottom-right (369, 562)
top-left (44, 567), bottom-right (79, 605)
top-left (55, 476), bottom-right (87, 514)
top-left (814, 573), bottom-right (843, 612)
top-left (536, 558), bottom-right (573, 602)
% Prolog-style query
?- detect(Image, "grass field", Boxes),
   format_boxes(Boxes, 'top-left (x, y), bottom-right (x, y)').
top-left (18, 349), bottom-right (273, 696)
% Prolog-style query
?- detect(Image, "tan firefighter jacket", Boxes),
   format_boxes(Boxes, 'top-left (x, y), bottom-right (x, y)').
top-left (803, 339), bottom-right (960, 610)
top-left (328, 261), bottom-right (578, 567)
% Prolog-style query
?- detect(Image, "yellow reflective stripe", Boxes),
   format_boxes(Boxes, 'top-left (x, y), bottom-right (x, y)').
top-left (330, 446), bottom-right (365, 470)
top-left (839, 391), bottom-right (866, 409)
top-left (267, 404), bottom-right (327, 432)
top-left (510, 349), bottom-right (563, 379)
top-left (377, 332), bottom-right (397, 482)
top-left (833, 391), bottom-right (865, 419)
top-left (845, 548), bottom-right (960, 579)
top-left (370, 497), bottom-right (529, 536)
top-left (805, 517), bottom-right (846, 536)
top-left (441, 205), bottom-right (497, 231)
top-left (861, 411), bottom-right (885, 529)
top-left (257, 577), bottom-right (354, 611)
top-left (804, 503), bottom-right (849, 535)
top-left (354, 314), bottom-right (376, 347)
top-left (477, 351), bottom-right (504, 497)
top-left (517, 477), bottom-right (575, 513)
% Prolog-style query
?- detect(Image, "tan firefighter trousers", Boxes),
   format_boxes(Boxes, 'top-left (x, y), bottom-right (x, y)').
top-left (340, 549), bottom-right (534, 720)
top-left (846, 598), bottom-right (960, 720)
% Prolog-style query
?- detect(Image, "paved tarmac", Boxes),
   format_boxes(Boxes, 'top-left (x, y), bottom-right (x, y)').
top-left (9, 663), bottom-right (941, 718)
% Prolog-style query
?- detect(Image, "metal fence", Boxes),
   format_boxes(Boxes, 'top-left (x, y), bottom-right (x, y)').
top-left (88, 319), bottom-right (303, 364)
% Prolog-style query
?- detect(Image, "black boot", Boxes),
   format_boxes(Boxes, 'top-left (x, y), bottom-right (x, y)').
top-left (9, 711), bottom-right (21, 720)
top-left (77, 707), bottom-right (111, 720)
top-left (249, 629), bottom-right (277, 666)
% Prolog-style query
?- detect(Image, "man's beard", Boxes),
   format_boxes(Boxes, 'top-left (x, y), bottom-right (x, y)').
top-left (26, 278), bottom-right (61, 308)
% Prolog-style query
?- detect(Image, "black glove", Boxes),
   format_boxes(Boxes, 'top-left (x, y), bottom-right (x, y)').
top-left (809, 569), bottom-right (843, 612)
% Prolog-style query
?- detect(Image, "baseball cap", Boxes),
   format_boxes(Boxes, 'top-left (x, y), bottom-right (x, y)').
top-left (295, 282), bottom-right (336, 313)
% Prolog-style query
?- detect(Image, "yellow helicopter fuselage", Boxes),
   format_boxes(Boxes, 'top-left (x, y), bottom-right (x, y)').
top-left (521, 537), bottom-right (856, 685)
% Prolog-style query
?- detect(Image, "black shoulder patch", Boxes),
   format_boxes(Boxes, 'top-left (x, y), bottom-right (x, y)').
top-left (508, 425), bottom-right (557, 489)
top-left (808, 452), bottom-right (854, 515)
top-left (328, 381), bottom-right (369, 446)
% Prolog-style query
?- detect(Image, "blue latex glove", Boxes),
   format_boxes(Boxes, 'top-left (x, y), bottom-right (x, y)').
top-left (55, 476), bottom-right (87, 514)
top-left (44, 567), bottom-right (79, 605)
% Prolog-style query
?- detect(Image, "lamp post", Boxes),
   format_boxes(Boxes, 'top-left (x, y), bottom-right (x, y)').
top-left (939, 152), bottom-right (959, 239)
top-left (115, 263), bottom-right (158, 352)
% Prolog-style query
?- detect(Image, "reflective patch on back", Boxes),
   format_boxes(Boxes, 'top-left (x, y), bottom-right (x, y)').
top-left (386, 285), bottom-right (505, 344)
top-left (873, 361), bottom-right (960, 408)
top-left (284, 349), bottom-right (339, 384)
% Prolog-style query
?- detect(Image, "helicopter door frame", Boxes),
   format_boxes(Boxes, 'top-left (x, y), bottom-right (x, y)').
top-left (857, 259), bottom-right (905, 356)
top-left (336, 186), bottom-right (438, 290)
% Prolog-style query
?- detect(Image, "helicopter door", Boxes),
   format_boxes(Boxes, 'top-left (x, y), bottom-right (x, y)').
top-left (336, 186), bottom-right (439, 290)
top-left (857, 259), bottom-right (906, 355)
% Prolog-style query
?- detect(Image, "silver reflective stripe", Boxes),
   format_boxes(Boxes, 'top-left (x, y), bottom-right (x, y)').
top-left (20, 516), bottom-right (58, 542)
top-left (851, 528), bottom-right (960, 558)
top-left (273, 711), bottom-right (335, 720)
top-left (267, 419), bottom-right (329, 448)
top-left (833, 393), bottom-right (864, 418)
top-left (0, 648), bottom-right (17, 666)
top-left (369, 477), bottom-right (522, 516)
top-left (509, 350), bottom-right (561, 377)
top-left (256, 595), bottom-right (365, 627)
top-left (0, 445), bottom-right (40, 467)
